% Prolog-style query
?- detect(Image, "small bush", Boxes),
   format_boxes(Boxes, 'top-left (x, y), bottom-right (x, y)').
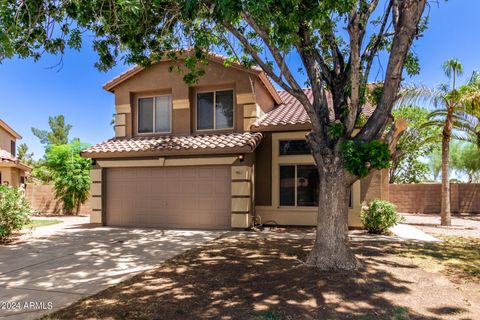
top-left (361, 199), bottom-right (403, 234)
top-left (0, 185), bottom-right (31, 241)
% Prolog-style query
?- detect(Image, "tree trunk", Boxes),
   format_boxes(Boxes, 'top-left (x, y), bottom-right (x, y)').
top-left (75, 198), bottom-right (81, 216)
top-left (440, 136), bottom-right (451, 226)
top-left (305, 168), bottom-right (357, 270)
top-left (441, 109), bottom-right (453, 226)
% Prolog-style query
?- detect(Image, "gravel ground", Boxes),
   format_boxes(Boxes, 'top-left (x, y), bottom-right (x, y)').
top-left (401, 213), bottom-right (480, 238)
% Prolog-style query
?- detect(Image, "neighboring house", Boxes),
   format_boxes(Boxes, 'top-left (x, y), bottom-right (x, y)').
top-left (82, 52), bottom-right (388, 230)
top-left (0, 119), bottom-right (31, 187)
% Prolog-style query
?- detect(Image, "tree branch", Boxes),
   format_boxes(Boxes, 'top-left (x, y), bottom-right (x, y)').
top-left (356, 0), bottom-right (427, 142)
top-left (221, 21), bottom-right (301, 100)
top-left (361, 0), bottom-right (393, 84)
top-left (240, 12), bottom-right (305, 94)
top-left (298, 23), bottom-right (334, 87)
top-left (295, 38), bottom-right (330, 139)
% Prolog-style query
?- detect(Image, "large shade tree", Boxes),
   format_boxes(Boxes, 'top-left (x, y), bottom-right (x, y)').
top-left (0, 0), bottom-right (428, 270)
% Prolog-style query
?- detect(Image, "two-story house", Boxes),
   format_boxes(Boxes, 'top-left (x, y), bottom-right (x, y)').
top-left (82, 52), bottom-right (389, 230)
top-left (0, 119), bottom-right (31, 187)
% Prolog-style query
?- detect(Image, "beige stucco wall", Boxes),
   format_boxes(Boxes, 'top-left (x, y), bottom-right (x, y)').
top-left (111, 60), bottom-right (273, 138)
top-left (0, 167), bottom-right (12, 185)
top-left (0, 127), bottom-right (15, 153)
top-left (254, 79), bottom-right (276, 116)
top-left (0, 167), bottom-right (23, 187)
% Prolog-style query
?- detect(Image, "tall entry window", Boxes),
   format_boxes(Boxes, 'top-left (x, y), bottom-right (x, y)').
top-left (197, 90), bottom-right (234, 130)
top-left (138, 96), bottom-right (172, 133)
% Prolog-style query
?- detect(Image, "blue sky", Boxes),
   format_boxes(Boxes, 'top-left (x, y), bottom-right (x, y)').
top-left (0, 0), bottom-right (477, 159)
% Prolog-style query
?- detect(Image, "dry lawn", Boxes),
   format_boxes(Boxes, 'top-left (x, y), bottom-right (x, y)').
top-left (42, 232), bottom-right (480, 320)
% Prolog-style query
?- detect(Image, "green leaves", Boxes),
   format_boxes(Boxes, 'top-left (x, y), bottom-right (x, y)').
top-left (32, 115), bottom-right (72, 149)
top-left (390, 105), bottom-right (440, 183)
top-left (450, 141), bottom-right (480, 182)
top-left (0, 185), bottom-right (31, 241)
top-left (327, 120), bottom-right (344, 139)
top-left (45, 141), bottom-right (91, 213)
top-left (360, 199), bottom-right (402, 234)
top-left (341, 140), bottom-right (391, 178)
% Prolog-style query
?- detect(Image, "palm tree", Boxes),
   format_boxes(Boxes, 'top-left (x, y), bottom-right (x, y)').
top-left (449, 112), bottom-right (479, 147)
top-left (398, 59), bottom-right (474, 226)
top-left (454, 71), bottom-right (480, 147)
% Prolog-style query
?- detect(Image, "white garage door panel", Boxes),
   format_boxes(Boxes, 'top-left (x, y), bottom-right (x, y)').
top-left (105, 166), bottom-right (231, 229)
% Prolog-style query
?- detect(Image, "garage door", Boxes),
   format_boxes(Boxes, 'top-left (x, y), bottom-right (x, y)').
top-left (105, 166), bottom-right (231, 229)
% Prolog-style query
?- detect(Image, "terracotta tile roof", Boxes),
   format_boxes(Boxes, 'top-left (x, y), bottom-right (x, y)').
top-left (252, 88), bottom-right (376, 130)
top-left (82, 132), bottom-right (263, 157)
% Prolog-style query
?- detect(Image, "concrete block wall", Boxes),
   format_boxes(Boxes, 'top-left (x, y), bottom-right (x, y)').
top-left (389, 183), bottom-right (480, 214)
top-left (25, 185), bottom-right (92, 215)
top-left (360, 169), bottom-right (389, 203)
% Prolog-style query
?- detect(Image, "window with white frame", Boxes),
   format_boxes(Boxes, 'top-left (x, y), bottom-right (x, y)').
top-left (197, 90), bottom-right (234, 130)
top-left (138, 96), bottom-right (172, 133)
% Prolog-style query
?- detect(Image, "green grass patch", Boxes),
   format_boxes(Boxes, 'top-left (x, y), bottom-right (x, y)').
top-left (24, 219), bottom-right (62, 229)
top-left (251, 310), bottom-right (283, 320)
top-left (394, 235), bottom-right (480, 282)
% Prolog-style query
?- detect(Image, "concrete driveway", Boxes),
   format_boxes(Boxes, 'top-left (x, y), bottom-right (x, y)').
top-left (0, 217), bottom-right (225, 319)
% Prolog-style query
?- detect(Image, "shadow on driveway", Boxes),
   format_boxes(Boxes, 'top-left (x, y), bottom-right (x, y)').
top-left (0, 221), bottom-right (225, 320)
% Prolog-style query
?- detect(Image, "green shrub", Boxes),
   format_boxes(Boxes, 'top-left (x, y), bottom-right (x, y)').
top-left (360, 199), bottom-right (403, 234)
top-left (0, 185), bottom-right (31, 241)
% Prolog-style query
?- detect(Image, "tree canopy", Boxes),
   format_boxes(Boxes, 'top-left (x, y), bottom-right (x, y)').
top-left (45, 141), bottom-right (91, 213)
top-left (450, 142), bottom-right (480, 182)
top-left (31, 115), bottom-right (72, 149)
top-left (16, 143), bottom-right (34, 166)
top-left (0, 0), bottom-right (429, 269)
top-left (2, 1), bottom-right (426, 154)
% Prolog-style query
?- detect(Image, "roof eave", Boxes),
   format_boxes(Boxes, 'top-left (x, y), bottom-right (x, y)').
top-left (0, 120), bottom-right (22, 139)
top-left (250, 123), bottom-right (312, 132)
top-left (0, 161), bottom-right (31, 171)
top-left (81, 145), bottom-right (259, 159)
top-left (258, 73), bottom-right (283, 105)
top-left (250, 121), bottom-right (371, 133)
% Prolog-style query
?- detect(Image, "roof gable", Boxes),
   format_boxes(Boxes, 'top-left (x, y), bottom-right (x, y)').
top-left (0, 119), bottom-right (22, 139)
top-left (103, 52), bottom-right (282, 104)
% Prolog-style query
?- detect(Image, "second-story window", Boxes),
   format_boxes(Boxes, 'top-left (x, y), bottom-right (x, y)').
top-left (197, 90), bottom-right (234, 130)
top-left (11, 140), bottom-right (16, 157)
top-left (138, 96), bottom-right (172, 134)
